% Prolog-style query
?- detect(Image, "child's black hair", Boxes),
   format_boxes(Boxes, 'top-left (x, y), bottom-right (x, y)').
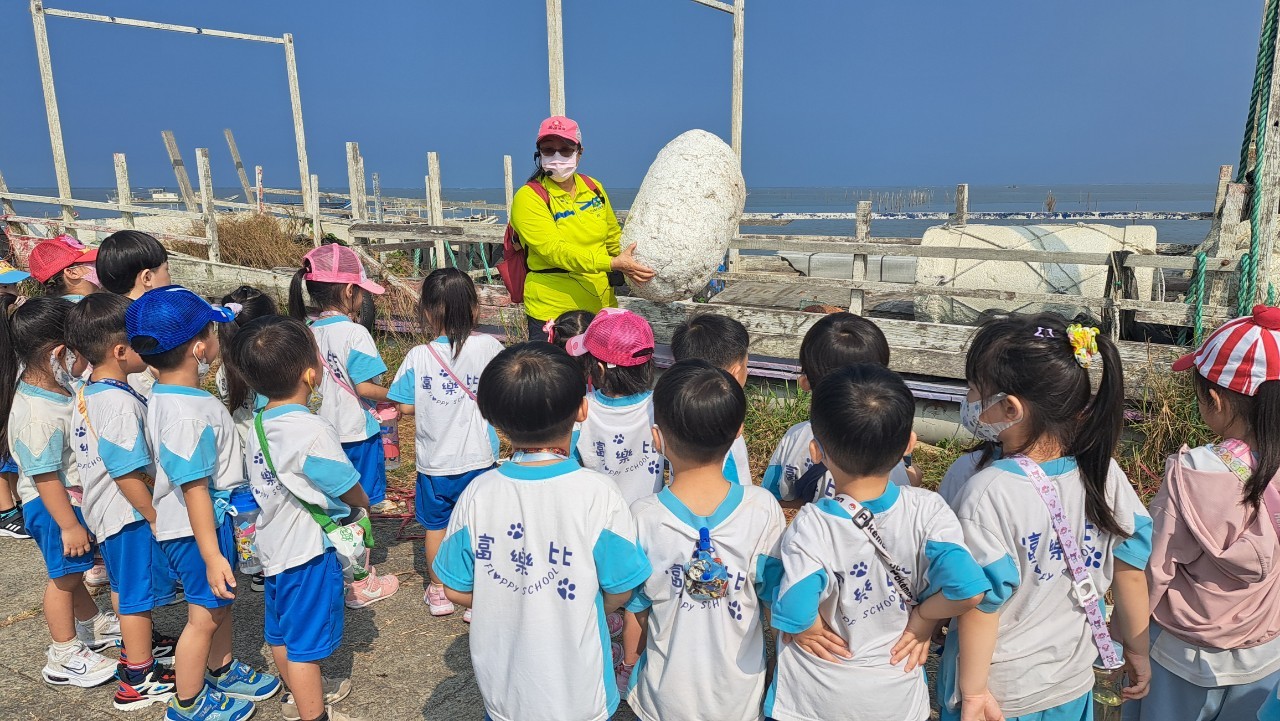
top-left (66, 293), bottom-right (132, 365)
top-left (134, 324), bottom-right (215, 371)
top-left (478, 342), bottom-right (585, 447)
top-left (0, 296), bottom-right (74, 453)
top-left (671, 313), bottom-right (750, 372)
top-left (799, 312), bottom-right (890, 387)
top-left (653, 359), bottom-right (746, 465)
top-left (550, 310), bottom-right (595, 381)
top-left (588, 354), bottom-right (654, 397)
top-left (42, 269), bottom-right (72, 299)
top-left (810, 363), bottom-right (914, 477)
top-left (1193, 372), bottom-right (1280, 511)
top-left (420, 268), bottom-right (477, 359)
top-left (965, 312), bottom-right (1127, 537)
top-left (97, 230), bottom-right (168, 296)
top-left (288, 256), bottom-right (361, 321)
top-left (218, 286), bottom-right (279, 412)
top-left (224, 316), bottom-right (320, 402)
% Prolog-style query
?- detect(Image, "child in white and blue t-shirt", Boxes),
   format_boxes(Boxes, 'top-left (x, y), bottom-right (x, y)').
top-left (768, 363), bottom-right (989, 721)
top-left (764, 313), bottom-right (918, 507)
top-left (289, 244), bottom-right (394, 515)
top-left (625, 360), bottom-right (785, 721)
top-left (67, 294), bottom-right (179, 710)
top-left (2, 295), bottom-right (121, 690)
top-left (387, 268), bottom-right (504, 618)
top-left (435, 342), bottom-right (651, 721)
top-left (670, 313), bottom-right (754, 485)
top-left (568, 308), bottom-right (662, 505)
top-left (226, 314), bottom-right (370, 721)
top-left (127, 286), bottom-right (280, 721)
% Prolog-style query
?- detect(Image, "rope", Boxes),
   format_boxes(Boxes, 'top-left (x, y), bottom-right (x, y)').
top-left (1241, 0), bottom-right (1280, 183)
top-left (1238, 0), bottom-right (1280, 316)
top-left (1184, 251), bottom-right (1207, 345)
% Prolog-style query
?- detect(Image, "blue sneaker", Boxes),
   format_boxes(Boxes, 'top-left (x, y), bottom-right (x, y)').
top-left (206, 659), bottom-right (280, 701)
top-left (164, 686), bottom-right (254, 721)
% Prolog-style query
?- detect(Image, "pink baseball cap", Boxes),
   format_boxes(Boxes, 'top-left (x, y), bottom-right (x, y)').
top-left (565, 307), bottom-right (654, 367)
top-left (302, 244), bottom-right (384, 295)
top-left (537, 116), bottom-right (582, 146)
top-left (1173, 304), bottom-right (1280, 396)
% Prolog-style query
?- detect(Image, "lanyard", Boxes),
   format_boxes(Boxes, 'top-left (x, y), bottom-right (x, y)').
top-left (91, 378), bottom-right (148, 406)
top-left (832, 493), bottom-right (917, 606)
top-left (1212, 440), bottom-right (1280, 541)
top-left (1010, 454), bottom-right (1122, 670)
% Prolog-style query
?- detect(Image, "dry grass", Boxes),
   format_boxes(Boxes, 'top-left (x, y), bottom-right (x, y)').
top-left (1118, 363), bottom-right (1213, 502)
top-left (174, 213), bottom-right (313, 269)
top-left (743, 382), bottom-right (811, 481)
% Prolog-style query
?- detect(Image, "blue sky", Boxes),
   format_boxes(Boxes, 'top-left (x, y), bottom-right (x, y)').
top-left (0, 1), bottom-right (1263, 190)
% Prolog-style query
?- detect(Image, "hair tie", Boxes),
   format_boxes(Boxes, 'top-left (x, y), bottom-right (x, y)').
top-left (223, 302), bottom-right (244, 318)
top-left (542, 318), bottom-right (557, 343)
top-left (1065, 323), bottom-right (1100, 368)
top-left (7, 295), bottom-right (28, 317)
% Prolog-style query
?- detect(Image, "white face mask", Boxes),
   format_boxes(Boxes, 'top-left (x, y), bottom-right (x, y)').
top-left (193, 345), bottom-right (211, 379)
top-left (542, 152), bottom-right (578, 182)
top-left (960, 392), bottom-right (1020, 443)
top-left (50, 349), bottom-right (77, 392)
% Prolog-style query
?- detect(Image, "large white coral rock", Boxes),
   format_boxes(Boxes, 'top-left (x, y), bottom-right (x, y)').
top-left (624, 130), bottom-right (746, 303)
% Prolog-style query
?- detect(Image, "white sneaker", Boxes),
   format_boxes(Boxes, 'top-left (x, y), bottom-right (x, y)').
top-left (83, 562), bottom-right (110, 588)
top-left (327, 707), bottom-right (366, 721)
top-left (369, 499), bottom-right (398, 515)
top-left (280, 676), bottom-right (352, 721)
top-left (42, 641), bottom-right (116, 688)
top-left (75, 610), bottom-right (121, 652)
top-left (424, 583), bottom-right (455, 616)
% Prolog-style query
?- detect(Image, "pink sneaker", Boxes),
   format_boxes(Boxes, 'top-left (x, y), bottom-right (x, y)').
top-left (344, 567), bottom-right (400, 609)
top-left (84, 562), bottom-right (110, 588)
top-left (462, 608), bottom-right (472, 624)
top-left (424, 583), bottom-right (456, 616)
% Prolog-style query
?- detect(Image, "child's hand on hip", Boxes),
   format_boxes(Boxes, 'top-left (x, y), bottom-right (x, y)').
top-left (890, 606), bottom-right (932, 672)
top-left (783, 615), bottom-right (851, 662)
top-left (206, 556), bottom-right (237, 600)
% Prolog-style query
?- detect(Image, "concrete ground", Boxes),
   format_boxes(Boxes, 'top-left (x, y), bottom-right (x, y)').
top-left (0, 515), bottom-right (644, 721)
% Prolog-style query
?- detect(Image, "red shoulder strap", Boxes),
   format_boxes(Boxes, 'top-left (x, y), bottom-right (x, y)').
top-left (579, 175), bottom-right (603, 198)
top-left (525, 180), bottom-right (551, 207)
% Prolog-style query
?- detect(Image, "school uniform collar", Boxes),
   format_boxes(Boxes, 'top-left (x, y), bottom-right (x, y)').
top-left (151, 383), bottom-right (212, 398)
top-left (17, 381), bottom-right (70, 404)
top-left (310, 315), bottom-right (350, 328)
top-left (992, 456), bottom-right (1078, 477)
top-left (498, 457), bottom-right (581, 481)
top-left (261, 403), bottom-right (309, 421)
top-left (657, 482), bottom-right (745, 531)
top-left (813, 479), bottom-right (901, 518)
top-left (591, 389), bottom-right (652, 407)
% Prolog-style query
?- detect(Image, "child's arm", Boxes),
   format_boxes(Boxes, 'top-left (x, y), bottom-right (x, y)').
top-left (957, 608), bottom-right (1005, 721)
top-left (113, 472), bottom-right (157, 525)
top-left (339, 484), bottom-right (370, 511)
top-left (905, 463), bottom-right (924, 487)
top-left (603, 590), bottom-right (633, 613)
top-left (35, 472), bottom-right (91, 556)
top-left (355, 381), bottom-right (388, 403)
top-left (181, 480), bottom-right (236, 600)
top-left (398, 404), bottom-right (415, 417)
top-left (1112, 559), bottom-right (1151, 701)
top-left (891, 591), bottom-right (984, 672)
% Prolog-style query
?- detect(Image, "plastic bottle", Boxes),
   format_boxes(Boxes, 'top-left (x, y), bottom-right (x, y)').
top-left (228, 485), bottom-right (263, 575)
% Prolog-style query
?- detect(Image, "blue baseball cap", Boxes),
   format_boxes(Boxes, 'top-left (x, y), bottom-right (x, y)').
top-left (126, 285), bottom-right (235, 355)
top-left (0, 259), bottom-right (30, 284)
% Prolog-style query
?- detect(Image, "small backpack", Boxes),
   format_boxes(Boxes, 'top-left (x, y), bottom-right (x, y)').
top-left (498, 175), bottom-right (603, 303)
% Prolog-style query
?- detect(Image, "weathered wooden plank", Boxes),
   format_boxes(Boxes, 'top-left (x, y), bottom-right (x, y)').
top-left (545, 0), bottom-right (566, 115)
top-left (6, 216), bottom-right (208, 246)
top-left (161, 130), bottom-right (199, 212)
top-left (30, 0), bottom-right (75, 230)
top-left (40, 7), bottom-right (284, 43)
top-left (224, 129), bottom-right (254, 206)
top-left (113, 153), bottom-right (134, 229)
top-left (849, 200), bottom-right (870, 314)
top-left (282, 33), bottom-right (311, 217)
top-left (195, 149), bottom-right (220, 263)
top-left (504, 155), bottom-right (514, 216)
top-left (953, 183), bottom-right (968, 226)
top-left (0, 190), bottom-right (202, 220)
top-left (426, 152), bottom-right (446, 268)
top-left (350, 223), bottom-right (463, 238)
top-left (310, 174), bottom-right (322, 246)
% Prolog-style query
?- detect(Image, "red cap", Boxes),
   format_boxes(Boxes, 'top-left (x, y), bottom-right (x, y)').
top-left (28, 236), bottom-right (97, 283)
top-left (1173, 304), bottom-right (1280, 396)
top-left (566, 307), bottom-right (654, 367)
top-left (537, 116), bottom-right (582, 146)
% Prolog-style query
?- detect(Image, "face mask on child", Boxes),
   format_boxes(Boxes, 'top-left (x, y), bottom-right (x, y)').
top-left (50, 349), bottom-right (77, 392)
top-left (542, 153), bottom-right (578, 182)
top-left (193, 346), bottom-right (211, 379)
top-left (960, 392), bottom-right (1020, 443)
top-left (306, 367), bottom-right (324, 413)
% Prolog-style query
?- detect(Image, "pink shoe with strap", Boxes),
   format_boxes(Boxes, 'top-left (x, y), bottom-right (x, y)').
top-left (344, 567), bottom-right (400, 609)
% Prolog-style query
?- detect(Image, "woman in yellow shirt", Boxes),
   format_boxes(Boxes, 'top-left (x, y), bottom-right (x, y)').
top-left (510, 116), bottom-right (654, 341)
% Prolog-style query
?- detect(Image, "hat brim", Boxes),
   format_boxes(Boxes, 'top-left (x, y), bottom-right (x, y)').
top-left (209, 306), bottom-right (236, 323)
top-left (357, 279), bottom-right (385, 295)
top-left (78, 248), bottom-right (98, 263)
top-left (1171, 352), bottom-right (1197, 372)
top-left (537, 131), bottom-right (581, 146)
top-left (564, 334), bottom-right (589, 357)
top-left (0, 270), bottom-right (30, 284)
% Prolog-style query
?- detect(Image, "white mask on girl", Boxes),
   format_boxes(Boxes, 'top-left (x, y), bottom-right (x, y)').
top-left (960, 392), bottom-right (1020, 443)
top-left (50, 349), bottom-right (78, 392)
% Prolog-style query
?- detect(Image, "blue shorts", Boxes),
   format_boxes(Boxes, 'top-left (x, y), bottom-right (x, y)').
top-left (1123, 650), bottom-right (1280, 721)
top-left (264, 549), bottom-right (344, 663)
top-left (415, 466), bottom-right (494, 531)
top-left (0, 455), bottom-right (17, 475)
top-left (159, 516), bottom-right (237, 609)
top-left (100, 520), bottom-right (179, 614)
top-left (343, 434), bottom-right (386, 506)
top-left (25, 496), bottom-right (95, 579)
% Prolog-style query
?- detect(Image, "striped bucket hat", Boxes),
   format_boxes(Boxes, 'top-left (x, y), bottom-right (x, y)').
top-left (1173, 304), bottom-right (1280, 396)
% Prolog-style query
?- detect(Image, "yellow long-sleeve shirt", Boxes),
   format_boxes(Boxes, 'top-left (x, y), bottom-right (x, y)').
top-left (509, 173), bottom-right (622, 322)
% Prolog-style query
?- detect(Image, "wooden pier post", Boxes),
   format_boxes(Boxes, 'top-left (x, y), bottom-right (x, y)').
top-left (355, 153), bottom-right (368, 224)
top-left (196, 148), bottom-right (220, 263)
top-left (224, 129), bottom-right (254, 206)
top-left (255, 166), bottom-right (264, 214)
top-left (954, 183), bottom-right (969, 226)
top-left (504, 155), bottom-right (514, 216)
top-left (849, 200), bottom-right (871, 315)
top-left (346, 143), bottom-right (365, 221)
top-left (113, 153), bottom-right (135, 229)
top-left (427, 152), bottom-right (447, 269)
top-left (730, 0), bottom-right (745, 159)
top-left (162, 131), bottom-right (199, 212)
top-left (311, 174), bottom-right (322, 246)
top-left (283, 33), bottom-right (312, 217)
top-left (29, 0), bottom-right (75, 231)
top-left (373, 172), bottom-right (383, 223)
top-left (545, 0), bottom-right (566, 115)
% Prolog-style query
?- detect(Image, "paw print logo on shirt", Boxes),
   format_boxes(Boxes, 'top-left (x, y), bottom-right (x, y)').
top-left (850, 561), bottom-right (868, 578)
top-left (647, 459), bottom-right (662, 474)
top-left (726, 600), bottom-right (743, 621)
top-left (613, 434), bottom-right (625, 445)
top-left (74, 426), bottom-right (86, 438)
top-left (507, 522), bottom-right (524, 539)
top-left (557, 578), bottom-right (576, 600)
top-left (252, 452), bottom-right (265, 466)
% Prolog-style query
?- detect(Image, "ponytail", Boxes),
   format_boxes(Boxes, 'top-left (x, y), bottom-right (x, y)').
top-left (219, 286), bottom-right (278, 413)
top-left (0, 296), bottom-right (74, 456)
top-left (288, 266), bottom-right (309, 321)
top-left (0, 295), bottom-right (20, 456)
top-left (1070, 332), bottom-right (1126, 537)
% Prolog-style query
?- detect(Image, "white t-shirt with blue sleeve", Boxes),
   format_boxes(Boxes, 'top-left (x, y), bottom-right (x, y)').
top-left (147, 384), bottom-right (246, 542)
top-left (947, 457), bottom-right (1152, 718)
top-left (386, 334), bottom-right (504, 475)
top-left (72, 382), bottom-right (152, 540)
top-left (310, 315), bottom-right (386, 443)
top-left (214, 365), bottom-right (266, 444)
top-left (762, 420), bottom-right (910, 502)
top-left (575, 390), bottom-right (663, 506)
top-left (766, 484), bottom-right (989, 721)
top-left (625, 484), bottom-right (785, 721)
top-left (244, 405), bottom-right (360, 576)
top-left (722, 436), bottom-right (752, 486)
top-left (433, 459), bottom-right (652, 721)
top-left (9, 382), bottom-right (80, 504)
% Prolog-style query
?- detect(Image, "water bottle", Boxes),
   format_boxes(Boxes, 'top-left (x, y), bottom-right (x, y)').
top-left (228, 486), bottom-right (263, 575)
top-left (375, 402), bottom-right (401, 471)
